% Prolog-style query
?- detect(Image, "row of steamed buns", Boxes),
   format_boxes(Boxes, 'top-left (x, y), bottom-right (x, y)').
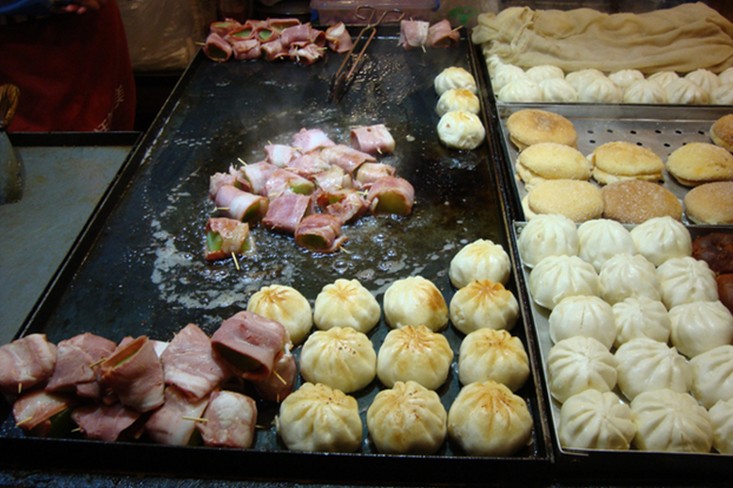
top-left (486, 54), bottom-right (733, 105)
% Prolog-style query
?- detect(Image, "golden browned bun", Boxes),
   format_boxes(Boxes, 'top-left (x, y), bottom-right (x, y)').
top-left (710, 114), bottom-right (733, 152)
top-left (526, 179), bottom-right (603, 223)
top-left (666, 142), bottom-right (733, 186)
top-left (692, 232), bottom-right (733, 275)
top-left (602, 180), bottom-right (682, 224)
top-left (516, 142), bottom-right (592, 188)
top-left (684, 181), bottom-right (733, 225)
top-left (506, 109), bottom-right (577, 151)
top-left (589, 141), bottom-right (664, 185)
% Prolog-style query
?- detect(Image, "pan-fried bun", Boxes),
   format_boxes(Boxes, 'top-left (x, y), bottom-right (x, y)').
top-left (527, 179), bottom-right (603, 223)
top-left (602, 180), bottom-right (682, 224)
top-left (710, 114), bottom-right (733, 153)
top-left (666, 142), bottom-right (733, 186)
top-left (684, 181), bottom-right (733, 224)
top-left (516, 142), bottom-right (591, 188)
top-left (506, 109), bottom-right (577, 151)
top-left (590, 141), bottom-right (664, 185)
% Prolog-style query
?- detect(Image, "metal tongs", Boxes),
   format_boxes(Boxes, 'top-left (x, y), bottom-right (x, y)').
top-left (329, 6), bottom-right (405, 103)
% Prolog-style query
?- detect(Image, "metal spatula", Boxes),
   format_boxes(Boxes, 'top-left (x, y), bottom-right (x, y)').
top-left (0, 84), bottom-right (23, 205)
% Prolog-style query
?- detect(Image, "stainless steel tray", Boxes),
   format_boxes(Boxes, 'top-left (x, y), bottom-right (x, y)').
top-left (510, 220), bottom-right (733, 477)
top-left (495, 103), bottom-right (733, 224)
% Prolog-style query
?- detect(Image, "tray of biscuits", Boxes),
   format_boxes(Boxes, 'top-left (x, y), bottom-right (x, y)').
top-left (508, 215), bottom-right (733, 477)
top-left (492, 103), bottom-right (733, 227)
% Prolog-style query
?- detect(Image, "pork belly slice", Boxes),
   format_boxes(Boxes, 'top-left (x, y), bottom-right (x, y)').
top-left (13, 389), bottom-right (74, 436)
top-left (211, 311), bottom-right (289, 382)
top-left (205, 217), bottom-right (252, 262)
top-left (399, 19), bottom-right (430, 50)
top-left (313, 165), bottom-right (352, 193)
top-left (354, 162), bottom-right (396, 188)
top-left (231, 38), bottom-right (262, 61)
top-left (0, 334), bottom-right (57, 397)
top-left (198, 390), bottom-right (257, 448)
top-left (367, 176), bottom-right (415, 216)
top-left (286, 152), bottom-right (331, 179)
top-left (145, 386), bottom-right (208, 446)
top-left (325, 22), bottom-right (353, 53)
top-left (240, 161), bottom-right (277, 196)
top-left (214, 185), bottom-right (268, 223)
top-left (291, 128), bottom-right (335, 154)
top-left (264, 144), bottom-right (300, 168)
top-left (317, 189), bottom-right (369, 225)
top-left (350, 124), bottom-right (396, 156)
top-left (319, 144), bottom-right (376, 175)
top-left (209, 18), bottom-right (242, 37)
top-left (267, 17), bottom-right (301, 32)
top-left (289, 43), bottom-right (325, 65)
top-left (100, 336), bottom-right (165, 413)
top-left (161, 324), bottom-right (231, 400)
top-left (280, 23), bottom-right (318, 47)
top-left (71, 402), bottom-right (143, 442)
top-left (203, 33), bottom-right (233, 63)
top-left (428, 19), bottom-right (460, 48)
top-left (252, 351), bottom-right (297, 403)
top-left (294, 213), bottom-right (347, 253)
top-left (46, 333), bottom-right (116, 398)
top-left (262, 191), bottom-right (311, 235)
top-left (260, 38), bottom-right (288, 62)
top-left (265, 168), bottom-right (315, 200)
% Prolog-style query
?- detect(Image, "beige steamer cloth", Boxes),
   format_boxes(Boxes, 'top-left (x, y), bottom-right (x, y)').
top-left (471, 2), bottom-right (733, 74)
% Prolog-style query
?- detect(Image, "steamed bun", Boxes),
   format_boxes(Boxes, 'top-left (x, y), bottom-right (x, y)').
top-left (458, 328), bottom-right (529, 391)
top-left (615, 337), bottom-right (691, 400)
top-left (366, 381), bottom-right (447, 454)
top-left (449, 279), bottom-right (519, 334)
top-left (377, 325), bottom-right (453, 390)
top-left (559, 390), bottom-right (636, 450)
top-left (631, 389), bottom-right (712, 453)
top-left (437, 110), bottom-right (486, 150)
top-left (277, 382), bottom-right (362, 452)
top-left (435, 66), bottom-right (477, 95)
top-left (299, 327), bottom-right (376, 393)
top-left (449, 239), bottom-right (511, 288)
top-left (313, 278), bottom-right (380, 334)
top-left (547, 335), bottom-right (617, 403)
top-left (447, 381), bottom-right (533, 456)
top-left (247, 284), bottom-right (312, 344)
top-left (383, 276), bottom-right (448, 331)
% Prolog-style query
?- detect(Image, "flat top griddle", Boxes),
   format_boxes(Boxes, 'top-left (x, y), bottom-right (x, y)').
top-left (0, 29), bottom-right (551, 483)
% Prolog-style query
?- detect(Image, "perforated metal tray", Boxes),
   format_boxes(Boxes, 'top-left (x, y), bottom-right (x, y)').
top-left (495, 103), bottom-right (732, 224)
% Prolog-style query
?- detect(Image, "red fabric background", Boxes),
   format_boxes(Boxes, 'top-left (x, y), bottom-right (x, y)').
top-left (0, 0), bottom-right (136, 132)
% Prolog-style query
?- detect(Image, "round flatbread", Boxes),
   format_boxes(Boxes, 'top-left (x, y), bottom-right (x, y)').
top-left (666, 142), bottom-right (733, 186)
top-left (506, 109), bottom-right (577, 150)
top-left (684, 181), bottom-right (733, 224)
top-left (710, 114), bottom-right (733, 152)
top-left (602, 179), bottom-right (682, 224)
top-left (516, 142), bottom-right (591, 188)
top-left (526, 179), bottom-right (603, 223)
top-left (589, 141), bottom-right (664, 185)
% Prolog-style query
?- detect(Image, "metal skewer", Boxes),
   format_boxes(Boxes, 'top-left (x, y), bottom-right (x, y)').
top-left (329, 5), bottom-right (405, 103)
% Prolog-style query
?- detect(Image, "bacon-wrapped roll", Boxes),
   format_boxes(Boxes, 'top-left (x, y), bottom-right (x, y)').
top-left (13, 390), bottom-right (74, 436)
top-left (295, 213), bottom-right (347, 253)
top-left (198, 390), bottom-right (257, 448)
top-left (160, 323), bottom-right (231, 400)
top-left (211, 311), bottom-right (290, 382)
top-left (214, 185), bottom-right (268, 223)
top-left (203, 33), bottom-right (233, 63)
top-left (427, 19), bottom-right (460, 48)
top-left (262, 191), bottom-right (311, 235)
top-left (46, 333), bottom-right (116, 399)
top-left (0, 333), bottom-right (57, 397)
top-left (325, 22), bottom-right (353, 53)
top-left (367, 176), bottom-right (415, 215)
top-left (253, 351), bottom-right (297, 403)
top-left (350, 124), bottom-right (396, 156)
top-left (399, 19), bottom-right (430, 50)
top-left (145, 386), bottom-right (208, 446)
top-left (205, 217), bottom-right (252, 262)
top-left (71, 403), bottom-right (143, 442)
top-left (100, 336), bottom-right (165, 413)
